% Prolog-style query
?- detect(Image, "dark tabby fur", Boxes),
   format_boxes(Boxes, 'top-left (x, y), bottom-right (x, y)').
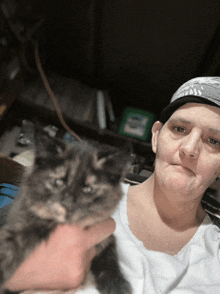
top-left (0, 128), bottom-right (132, 294)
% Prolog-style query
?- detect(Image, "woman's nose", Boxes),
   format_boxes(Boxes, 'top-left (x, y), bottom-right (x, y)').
top-left (179, 130), bottom-right (201, 159)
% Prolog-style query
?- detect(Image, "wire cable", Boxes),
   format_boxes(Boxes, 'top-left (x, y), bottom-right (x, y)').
top-left (34, 41), bottom-right (82, 142)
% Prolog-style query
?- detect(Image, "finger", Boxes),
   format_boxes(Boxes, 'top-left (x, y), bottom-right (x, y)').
top-left (84, 247), bottom-right (96, 273)
top-left (85, 218), bottom-right (116, 248)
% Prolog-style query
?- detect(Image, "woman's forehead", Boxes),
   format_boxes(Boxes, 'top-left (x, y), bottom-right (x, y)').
top-left (168, 103), bottom-right (220, 126)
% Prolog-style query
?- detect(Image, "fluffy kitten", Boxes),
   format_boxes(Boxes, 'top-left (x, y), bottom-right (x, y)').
top-left (0, 128), bottom-right (132, 294)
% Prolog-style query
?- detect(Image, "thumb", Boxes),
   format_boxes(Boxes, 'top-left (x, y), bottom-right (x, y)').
top-left (85, 218), bottom-right (116, 248)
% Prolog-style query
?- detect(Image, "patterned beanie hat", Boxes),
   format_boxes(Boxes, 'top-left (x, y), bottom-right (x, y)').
top-left (160, 77), bottom-right (220, 123)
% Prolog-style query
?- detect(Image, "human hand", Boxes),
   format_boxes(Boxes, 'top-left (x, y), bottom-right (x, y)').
top-left (3, 218), bottom-right (115, 291)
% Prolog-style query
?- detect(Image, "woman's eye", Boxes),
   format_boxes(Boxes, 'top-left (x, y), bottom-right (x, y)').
top-left (173, 126), bottom-right (185, 133)
top-left (208, 137), bottom-right (220, 147)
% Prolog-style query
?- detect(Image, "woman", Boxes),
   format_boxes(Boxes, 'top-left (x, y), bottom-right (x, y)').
top-left (4, 77), bottom-right (220, 293)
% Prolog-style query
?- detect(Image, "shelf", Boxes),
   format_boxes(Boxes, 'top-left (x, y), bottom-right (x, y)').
top-left (1, 100), bottom-right (154, 158)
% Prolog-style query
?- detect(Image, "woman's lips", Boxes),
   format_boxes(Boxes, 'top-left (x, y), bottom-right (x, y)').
top-left (173, 164), bottom-right (195, 175)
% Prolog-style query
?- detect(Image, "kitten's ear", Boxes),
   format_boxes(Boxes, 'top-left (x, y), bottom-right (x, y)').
top-left (95, 143), bottom-right (133, 175)
top-left (34, 125), bottom-right (66, 159)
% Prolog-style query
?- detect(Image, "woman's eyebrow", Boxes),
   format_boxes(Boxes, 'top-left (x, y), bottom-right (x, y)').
top-left (168, 118), bottom-right (192, 125)
top-left (208, 128), bottom-right (220, 136)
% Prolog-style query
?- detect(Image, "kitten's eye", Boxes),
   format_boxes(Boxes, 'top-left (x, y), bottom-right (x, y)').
top-left (55, 178), bottom-right (64, 187)
top-left (82, 186), bottom-right (93, 194)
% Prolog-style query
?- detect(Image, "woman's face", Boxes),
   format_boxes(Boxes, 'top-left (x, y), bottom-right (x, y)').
top-left (152, 103), bottom-right (220, 198)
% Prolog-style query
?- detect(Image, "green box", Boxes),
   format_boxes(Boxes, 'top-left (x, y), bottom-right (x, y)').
top-left (118, 107), bottom-right (155, 141)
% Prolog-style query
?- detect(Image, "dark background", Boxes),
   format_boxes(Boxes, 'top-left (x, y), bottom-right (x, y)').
top-left (2, 0), bottom-right (220, 120)
top-left (1, 0), bottom-right (220, 174)
top-left (35, 0), bottom-right (220, 118)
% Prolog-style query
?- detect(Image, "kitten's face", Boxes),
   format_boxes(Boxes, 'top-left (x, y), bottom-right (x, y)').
top-left (24, 129), bottom-right (131, 226)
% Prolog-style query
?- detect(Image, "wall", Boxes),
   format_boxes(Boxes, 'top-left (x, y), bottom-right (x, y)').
top-left (3, 0), bottom-right (220, 118)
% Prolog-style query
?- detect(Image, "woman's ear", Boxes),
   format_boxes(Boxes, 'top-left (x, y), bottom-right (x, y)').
top-left (151, 121), bottom-right (163, 154)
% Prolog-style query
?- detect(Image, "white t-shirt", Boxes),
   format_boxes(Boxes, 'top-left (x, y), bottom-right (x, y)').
top-left (77, 183), bottom-right (220, 294)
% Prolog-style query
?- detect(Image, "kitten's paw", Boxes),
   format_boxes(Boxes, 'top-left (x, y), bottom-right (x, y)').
top-left (30, 201), bottom-right (66, 222)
